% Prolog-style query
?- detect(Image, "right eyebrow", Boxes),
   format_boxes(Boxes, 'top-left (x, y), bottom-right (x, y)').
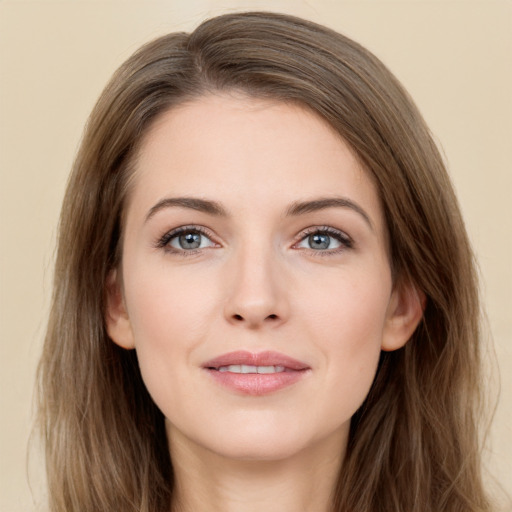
top-left (145, 197), bottom-right (228, 223)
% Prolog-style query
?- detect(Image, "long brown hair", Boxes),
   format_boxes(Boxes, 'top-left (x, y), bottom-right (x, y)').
top-left (37, 11), bottom-right (491, 511)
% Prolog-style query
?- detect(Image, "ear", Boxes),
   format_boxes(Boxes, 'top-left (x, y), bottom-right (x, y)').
top-left (105, 269), bottom-right (135, 349)
top-left (381, 279), bottom-right (426, 352)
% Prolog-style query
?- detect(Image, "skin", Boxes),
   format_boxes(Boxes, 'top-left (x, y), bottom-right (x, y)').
top-left (106, 93), bottom-right (423, 512)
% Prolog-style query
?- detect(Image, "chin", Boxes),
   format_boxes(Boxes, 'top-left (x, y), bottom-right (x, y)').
top-left (211, 436), bottom-right (306, 462)
top-left (168, 413), bottom-right (349, 465)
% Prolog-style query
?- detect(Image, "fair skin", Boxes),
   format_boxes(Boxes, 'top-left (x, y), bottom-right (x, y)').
top-left (106, 93), bottom-right (423, 512)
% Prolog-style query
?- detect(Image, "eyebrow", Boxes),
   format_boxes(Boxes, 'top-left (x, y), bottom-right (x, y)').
top-left (285, 197), bottom-right (373, 230)
top-left (145, 195), bottom-right (373, 230)
top-left (145, 197), bottom-right (228, 222)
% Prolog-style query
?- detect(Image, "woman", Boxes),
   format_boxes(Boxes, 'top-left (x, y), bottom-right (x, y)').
top-left (38, 11), bottom-right (492, 512)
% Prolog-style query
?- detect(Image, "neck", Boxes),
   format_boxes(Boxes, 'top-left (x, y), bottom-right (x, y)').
top-left (168, 426), bottom-right (345, 512)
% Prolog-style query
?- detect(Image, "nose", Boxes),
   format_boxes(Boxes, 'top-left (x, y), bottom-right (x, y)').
top-left (223, 243), bottom-right (289, 329)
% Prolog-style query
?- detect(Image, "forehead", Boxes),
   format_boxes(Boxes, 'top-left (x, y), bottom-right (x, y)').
top-left (127, 93), bottom-right (384, 229)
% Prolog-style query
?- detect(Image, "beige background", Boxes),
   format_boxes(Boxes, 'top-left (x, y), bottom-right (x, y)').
top-left (0, 1), bottom-right (510, 510)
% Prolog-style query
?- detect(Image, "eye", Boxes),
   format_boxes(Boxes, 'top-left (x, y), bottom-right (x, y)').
top-left (157, 226), bottom-right (217, 253)
top-left (294, 227), bottom-right (352, 252)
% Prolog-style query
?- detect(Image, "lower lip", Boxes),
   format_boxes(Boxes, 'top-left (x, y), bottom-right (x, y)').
top-left (205, 369), bottom-right (308, 396)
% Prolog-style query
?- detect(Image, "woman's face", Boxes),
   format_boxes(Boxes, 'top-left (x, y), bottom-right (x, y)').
top-left (107, 94), bottom-right (420, 462)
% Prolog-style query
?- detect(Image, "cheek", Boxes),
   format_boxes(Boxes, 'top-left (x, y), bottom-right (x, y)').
top-left (125, 259), bottom-right (219, 340)
top-left (302, 266), bottom-right (391, 348)
top-left (122, 260), bottom-right (222, 402)
top-left (299, 269), bottom-right (391, 405)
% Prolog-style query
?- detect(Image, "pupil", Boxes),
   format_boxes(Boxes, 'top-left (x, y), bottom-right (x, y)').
top-left (309, 233), bottom-right (330, 250)
top-left (179, 232), bottom-right (201, 249)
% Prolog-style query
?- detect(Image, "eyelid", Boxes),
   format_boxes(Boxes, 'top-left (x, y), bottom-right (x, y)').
top-left (292, 226), bottom-right (353, 252)
top-left (155, 225), bottom-right (220, 253)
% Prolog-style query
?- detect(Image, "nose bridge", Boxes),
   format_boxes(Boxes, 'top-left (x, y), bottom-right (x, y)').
top-left (224, 235), bottom-right (288, 327)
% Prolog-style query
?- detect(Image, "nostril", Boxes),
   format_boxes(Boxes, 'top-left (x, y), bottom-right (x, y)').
top-left (231, 313), bottom-right (278, 322)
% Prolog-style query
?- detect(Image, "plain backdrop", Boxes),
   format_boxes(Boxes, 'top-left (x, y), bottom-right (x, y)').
top-left (0, 1), bottom-right (510, 510)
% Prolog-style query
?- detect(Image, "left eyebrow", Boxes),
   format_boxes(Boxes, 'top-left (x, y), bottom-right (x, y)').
top-left (285, 197), bottom-right (374, 231)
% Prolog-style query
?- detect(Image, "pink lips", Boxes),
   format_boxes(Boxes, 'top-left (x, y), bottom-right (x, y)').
top-left (202, 350), bottom-right (310, 396)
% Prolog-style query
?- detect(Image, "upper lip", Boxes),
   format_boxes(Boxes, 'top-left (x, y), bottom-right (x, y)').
top-left (203, 350), bottom-right (310, 371)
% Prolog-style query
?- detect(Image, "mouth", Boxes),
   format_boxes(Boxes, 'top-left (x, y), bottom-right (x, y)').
top-left (202, 351), bottom-right (310, 395)
top-left (216, 364), bottom-right (287, 374)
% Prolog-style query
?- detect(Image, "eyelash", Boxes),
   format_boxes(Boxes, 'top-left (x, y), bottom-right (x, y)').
top-left (293, 226), bottom-right (353, 255)
top-left (155, 225), bottom-right (218, 256)
top-left (155, 225), bottom-right (353, 256)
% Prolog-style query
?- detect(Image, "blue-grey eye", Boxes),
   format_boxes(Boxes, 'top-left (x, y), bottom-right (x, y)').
top-left (168, 230), bottom-right (215, 250)
top-left (308, 233), bottom-right (331, 250)
top-left (296, 230), bottom-right (346, 251)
